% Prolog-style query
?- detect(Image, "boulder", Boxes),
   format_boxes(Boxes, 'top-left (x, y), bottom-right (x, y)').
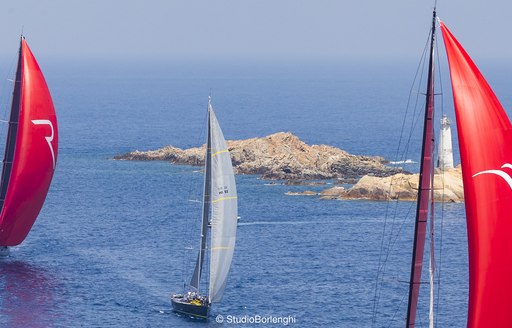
top-left (335, 165), bottom-right (464, 202)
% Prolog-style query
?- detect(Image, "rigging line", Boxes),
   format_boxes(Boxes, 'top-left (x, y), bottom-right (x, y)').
top-left (371, 32), bottom-right (432, 326)
top-left (389, 35), bottom-right (429, 282)
top-left (434, 34), bottom-right (446, 328)
top-left (399, 32), bottom-right (432, 165)
top-left (384, 202), bottom-right (415, 272)
top-left (387, 288), bottom-right (408, 328)
top-left (399, 31), bottom-right (431, 164)
top-left (401, 98), bottom-right (426, 164)
top-left (371, 31), bottom-right (431, 324)
top-left (179, 100), bottom-right (211, 292)
top-left (375, 201), bottom-right (416, 319)
top-left (396, 29), bottom-right (433, 326)
top-left (377, 202), bottom-right (415, 300)
top-left (401, 89), bottom-right (425, 162)
top-left (0, 50), bottom-right (19, 145)
top-left (180, 168), bottom-right (198, 290)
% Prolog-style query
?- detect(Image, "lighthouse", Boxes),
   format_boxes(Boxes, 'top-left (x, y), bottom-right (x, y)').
top-left (437, 115), bottom-right (454, 170)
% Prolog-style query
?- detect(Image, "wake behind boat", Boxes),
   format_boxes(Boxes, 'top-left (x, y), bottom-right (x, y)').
top-left (171, 96), bottom-right (238, 319)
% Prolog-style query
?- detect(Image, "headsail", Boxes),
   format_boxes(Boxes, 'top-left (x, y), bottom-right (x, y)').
top-left (440, 22), bottom-right (512, 327)
top-left (207, 101), bottom-right (238, 303)
top-left (0, 38), bottom-right (58, 246)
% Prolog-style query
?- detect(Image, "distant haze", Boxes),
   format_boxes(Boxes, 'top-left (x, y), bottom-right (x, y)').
top-left (0, 1), bottom-right (509, 62)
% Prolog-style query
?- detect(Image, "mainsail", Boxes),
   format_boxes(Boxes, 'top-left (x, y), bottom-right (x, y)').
top-left (188, 97), bottom-right (238, 303)
top-left (207, 101), bottom-right (238, 303)
top-left (0, 38), bottom-right (58, 246)
top-left (440, 22), bottom-right (512, 327)
top-left (406, 10), bottom-right (436, 328)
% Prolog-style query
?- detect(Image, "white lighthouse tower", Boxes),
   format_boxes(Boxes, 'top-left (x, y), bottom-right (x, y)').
top-left (437, 115), bottom-right (454, 170)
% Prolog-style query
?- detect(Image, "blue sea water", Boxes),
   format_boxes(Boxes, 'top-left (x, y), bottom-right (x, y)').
top-left (0, 57), bottom-right (511, 327)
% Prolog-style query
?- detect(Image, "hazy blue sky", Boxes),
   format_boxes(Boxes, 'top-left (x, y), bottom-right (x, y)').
top-left (0, 1), bottom-right (509, 61)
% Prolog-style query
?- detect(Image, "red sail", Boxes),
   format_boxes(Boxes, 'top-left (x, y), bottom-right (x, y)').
top-left (440, 22), bottom-right (512, 327)
top-left (0, 39), bottom-right (58, 246)
top-left (406, 12), bottom-right (436, 327)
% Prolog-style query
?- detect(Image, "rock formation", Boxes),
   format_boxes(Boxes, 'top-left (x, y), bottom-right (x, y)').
top-left (319, 186), bottom-right (346, 198)
top-left (320, 165), bottom-right (464, 202)
top-left (285, 190), bottom-right (318, 196)
top-left (114, 132), bottom-right (402, 180)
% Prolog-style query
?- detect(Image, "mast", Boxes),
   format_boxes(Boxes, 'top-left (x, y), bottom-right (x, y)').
top-left (190, 98), bottom-right (212, 293)
top-left (406, 9), bottom-right (436, 328)
top-left (0, 37), bottom-right (23, 212)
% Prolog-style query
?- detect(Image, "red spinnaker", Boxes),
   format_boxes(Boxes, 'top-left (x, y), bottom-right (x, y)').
top-left (0, 39), bottom-right (58, 246)
top-left (441, 22), bottom-right (512, 327)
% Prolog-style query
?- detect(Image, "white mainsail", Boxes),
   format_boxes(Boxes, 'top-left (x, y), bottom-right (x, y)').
top-left (207, 100), bottom-right (238, 303)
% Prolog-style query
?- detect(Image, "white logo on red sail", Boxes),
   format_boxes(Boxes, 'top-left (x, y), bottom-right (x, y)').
top-left (31, 120), bottom-right (56, 170)
top-left (472, 163), bottom-right (512, 189)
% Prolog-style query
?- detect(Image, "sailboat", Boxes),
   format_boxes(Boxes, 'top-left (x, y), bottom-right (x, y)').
top-left (404, 8), bottom-right (512, 328)
top-left (171, 96), bottom-right (238, 318)
top-left (0, 37), bottom-right (58, 251)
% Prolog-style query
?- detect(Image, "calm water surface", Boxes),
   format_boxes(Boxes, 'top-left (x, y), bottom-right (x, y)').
top-left (0, 58), bottom-right (510, 327)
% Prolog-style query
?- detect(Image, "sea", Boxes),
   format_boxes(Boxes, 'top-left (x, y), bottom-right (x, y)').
top-left (0, 56), bottom-right (511, 327)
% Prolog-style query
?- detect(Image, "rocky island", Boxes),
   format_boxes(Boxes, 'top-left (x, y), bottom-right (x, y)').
top-left (114, 132), bottom-right (402, 180)
top-left (115, 132), bottom-right (464, 202)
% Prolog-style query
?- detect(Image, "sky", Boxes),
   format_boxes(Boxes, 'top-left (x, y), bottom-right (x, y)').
top-left (0, 1), bottom-right (509, 62)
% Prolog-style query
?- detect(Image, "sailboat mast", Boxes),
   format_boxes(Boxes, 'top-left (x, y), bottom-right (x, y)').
top-left (406, 9), bottom-right (437, 328)
top-left (190, 100), bottom-right (212, 293)
top-left (0, 38), bottom-right (23, 212)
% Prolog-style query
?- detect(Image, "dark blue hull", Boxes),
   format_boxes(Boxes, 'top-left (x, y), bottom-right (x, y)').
top-left (171, 295), bottom-right (209, 319)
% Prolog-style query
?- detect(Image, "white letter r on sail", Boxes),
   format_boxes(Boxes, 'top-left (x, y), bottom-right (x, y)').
top-left (31, 119), bottom-right (56, 170)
